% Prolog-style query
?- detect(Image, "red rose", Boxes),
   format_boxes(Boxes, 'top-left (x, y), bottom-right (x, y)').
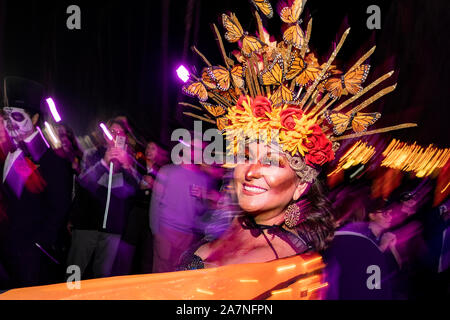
top-left (236, 95), bottom-right (252, 111)
top-left (303, 125), bottom-right (326, 149)
top-left (303, 125), bottom-right (335, 166)
top-left (305, 149), bottom-right (334, 167)
top-left (280, 106), bottom-right (304, 131)
top-left (251, 96), bottom-right (272, 119)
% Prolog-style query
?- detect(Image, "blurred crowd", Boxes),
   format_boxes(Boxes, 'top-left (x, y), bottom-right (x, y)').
top-left (0, 107), bottom-right (227, 288)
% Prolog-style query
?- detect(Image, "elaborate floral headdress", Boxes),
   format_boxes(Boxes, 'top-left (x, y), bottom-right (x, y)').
top-left (179, 0), bottom-right (416, 183)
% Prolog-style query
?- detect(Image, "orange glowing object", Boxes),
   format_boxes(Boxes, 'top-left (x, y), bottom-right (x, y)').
top-left (0, 254), bottom-right (326, 300)
top-left (382, 139), bottom-right (450, 178)
top-left (329, 140), bottom-right (376, 176)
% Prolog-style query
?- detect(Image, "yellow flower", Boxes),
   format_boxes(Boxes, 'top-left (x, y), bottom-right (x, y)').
top-left (279, 115), bottom-right (316, 156)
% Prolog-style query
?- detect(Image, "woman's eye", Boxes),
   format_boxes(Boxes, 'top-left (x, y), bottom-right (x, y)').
top-left (261, 157), bottom-right (278, 166)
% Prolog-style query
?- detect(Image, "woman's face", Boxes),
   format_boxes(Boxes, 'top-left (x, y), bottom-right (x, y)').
top-left (106, 123), bottom-right (126, 147)
top-left (370, 209), bottom-right (393, 229)
top-left (233, 142), bottom-right (306, 222)
top-left (56, 126), bottom-right (73, 154)
top-left (146, 142), bottom-right (158, 162)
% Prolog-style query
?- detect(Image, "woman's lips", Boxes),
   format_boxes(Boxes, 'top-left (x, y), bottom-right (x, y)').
top-left (242, 183), bottom-right (268, 195)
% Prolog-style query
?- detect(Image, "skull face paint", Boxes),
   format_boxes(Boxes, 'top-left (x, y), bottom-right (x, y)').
top-left (3, 107), bottom-right (34, 141)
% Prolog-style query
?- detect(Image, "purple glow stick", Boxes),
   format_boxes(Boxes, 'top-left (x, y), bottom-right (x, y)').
top-left (179, 139), bottom-right (191, 147)
top-left (35, 243), bottom-right (60, 265)
top-left (44, 121), bottom-right (59, 146)
top-left (100, 123), bottom-right (114, 141)
top-left (176, 65), bottom-right (190, 83)
top-left (46, 98), bottom-right (62, 123)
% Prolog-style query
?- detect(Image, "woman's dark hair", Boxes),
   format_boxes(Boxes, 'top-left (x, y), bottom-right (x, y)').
top-left (295, 180), bottom-right (336, 252)
top-left (107, 118), bottom-right (130, 136)
top-left (106, 116), bottom-right (138, 153)
top-left (146, 140), bottom-right (169, 168)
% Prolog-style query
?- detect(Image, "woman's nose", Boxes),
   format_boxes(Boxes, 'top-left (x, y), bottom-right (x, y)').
top-left (245, 162), bottom-right (263, 180)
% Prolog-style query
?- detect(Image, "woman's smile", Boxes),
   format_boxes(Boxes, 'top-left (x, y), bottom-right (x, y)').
top-left (242, 183), bottom-right (268, 195)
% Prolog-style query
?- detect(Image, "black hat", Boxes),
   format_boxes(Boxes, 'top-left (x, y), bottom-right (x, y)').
top-left (3, 76), bottom-right (45, 114)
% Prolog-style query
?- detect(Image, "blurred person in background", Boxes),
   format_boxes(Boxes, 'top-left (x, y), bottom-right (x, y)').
top-left (150, 138), bottom-right (217, 273)
top-left (387, 183), bottom-right (433, 299)
top-left (54, 124), bottom-right (83, 175)
top-left (421, 197), bottom-right (450, 298)
top-left (114, 141), bottom-right (169, 275)
top-left (51, 123), bottom-right (84, 273)
top-left (66, 117), bottom-right (140, 279)
top-left (325, 199), bottom-right (403, 299)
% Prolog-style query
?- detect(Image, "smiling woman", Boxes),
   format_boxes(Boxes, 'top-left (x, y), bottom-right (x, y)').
top-left (178, 141), bottom-right (335, 270)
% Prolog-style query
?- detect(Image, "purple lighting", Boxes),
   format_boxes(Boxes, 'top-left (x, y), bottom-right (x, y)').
top-left (176, 65), bottom-right (190, 83)
top-left (36, 126), bottom-right (50, 149)
top-left (44, 121), bottom-right (59, 146)
top-left (100, 123), bottom-right (114, 141)
top-left (179, 139), bottom-right (191, 147)
top-left (46, 98), bottom-right (61, 123)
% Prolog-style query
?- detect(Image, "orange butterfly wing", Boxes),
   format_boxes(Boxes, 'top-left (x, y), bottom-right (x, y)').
top-left (260, 54), bottom-right (284, 86)
top-left (294, 53), bottom-right (322, 86)
top-left (252, 0), bottom-right (273, 18)
top-left (280, 0), bottom-right (305, 23)
top-left (216, 117), bottom-right (229, 131)
top-left (325, 111), bottom-right (352, 135)
top-left (343, 65), bottom-right (370, 95)
top-left (183, 82), bottom-right (208, 101)
top-left (286, 53), bottom-right (306, 80)
top-left (296, 64), bottom-right (322, 87)
top-left (202, 68), bottom-right (217, 89)
top-left (201, 102), bottom-right (226, 118)
top-left (324, 78), bottom-right (344, 99)
top-left (242, 36), bottom-right (266, 57)
top-left (283, 24), bottom-right (305, 49)
top-left (271, 85), bottom-right (293, 106)
top-left (222, 13), bottom-right (244, 43)
top-left (208, 66), bottom-right (231, 91)
top-left (351, 112), bottom-right (380, 133)
top-left (231, 64), bottom-right (245, 89)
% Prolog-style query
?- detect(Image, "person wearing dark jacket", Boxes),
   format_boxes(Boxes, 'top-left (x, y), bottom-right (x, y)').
top-left (324, 202), bottom-right (402, 300)
top-left (66, 118), bottom-right (139, 279)
top-left (0, 77), bottom-right (73, 289)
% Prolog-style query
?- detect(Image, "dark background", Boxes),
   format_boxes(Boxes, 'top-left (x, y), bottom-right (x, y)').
top-left (0, 0), bottom-right (448, 148)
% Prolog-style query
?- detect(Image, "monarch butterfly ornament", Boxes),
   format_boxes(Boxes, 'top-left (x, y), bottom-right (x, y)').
top-left (207, 64), bottom-right (245, 91)
top-left (199, 102), bottom-right (229, 131)
top-left (280, 0), bottom-right (307, 49)
top-left (200, 102), bottom-right (227, 118)
top-left (216, 117), bottom-right (230, 131)
top-left (182, 81), bottom-right (209, 102)
top-left (325, 65), bottom-right (370, 99)
top-left (202, 68), bottom-right (218, 90)
top-left (252, 0), bottom-right (274, 19)
top-left (259, 54), bottom-right (293, 106)
top-left (222, 13), bottom-right (267, 57)
top-left (325, 110), bottom-right (381, 135)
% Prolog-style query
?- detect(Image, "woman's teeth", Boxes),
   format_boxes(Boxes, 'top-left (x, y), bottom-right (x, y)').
top-left (243, 184), bottom-right (267, 194)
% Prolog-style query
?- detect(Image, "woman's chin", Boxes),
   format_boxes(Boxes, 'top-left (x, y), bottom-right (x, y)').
top-left (238, 202), bottom-right (264, 214)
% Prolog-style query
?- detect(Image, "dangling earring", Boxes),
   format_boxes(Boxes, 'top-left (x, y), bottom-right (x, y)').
top-left (284, 203), bottom-right (305, 229)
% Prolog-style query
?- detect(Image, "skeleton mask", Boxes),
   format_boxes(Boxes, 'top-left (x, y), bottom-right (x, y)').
top-left (2, 107), bottom-right (35, 141)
